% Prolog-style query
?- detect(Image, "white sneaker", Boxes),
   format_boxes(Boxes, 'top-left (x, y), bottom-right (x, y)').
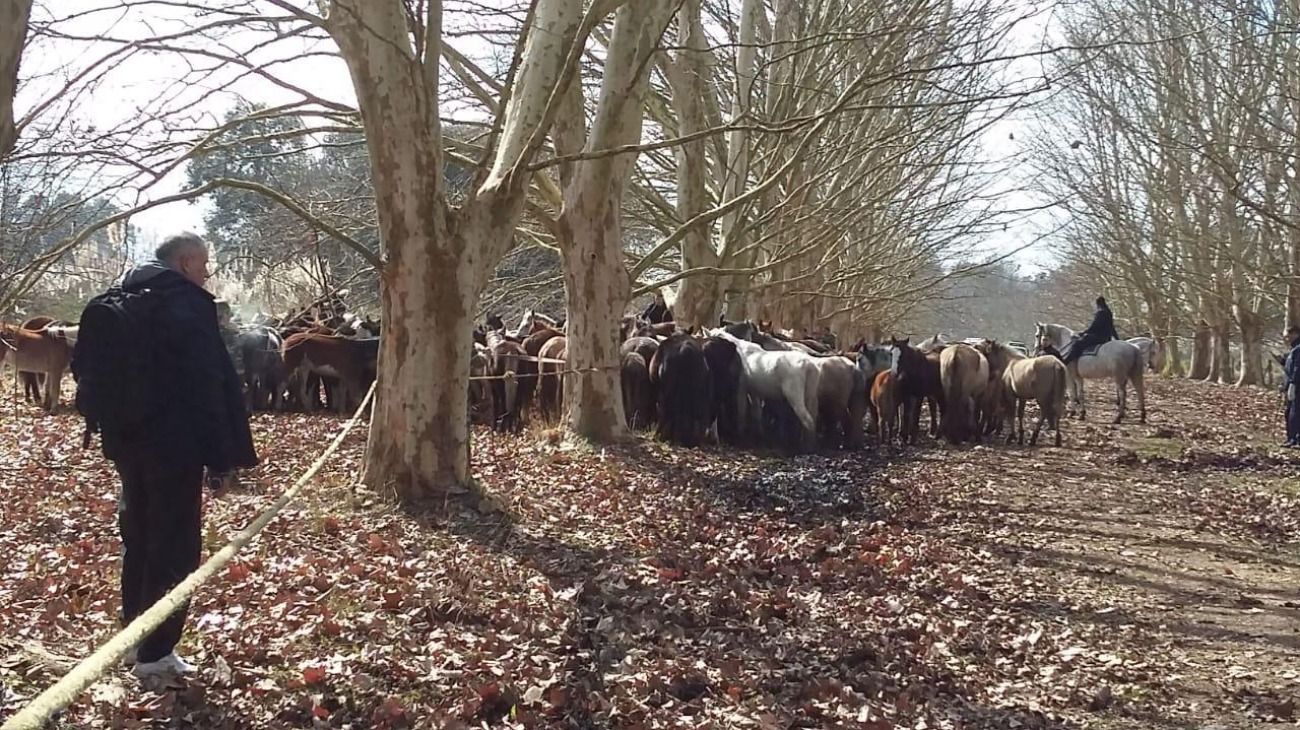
top-left (131, 652), bottom-right (196, 681)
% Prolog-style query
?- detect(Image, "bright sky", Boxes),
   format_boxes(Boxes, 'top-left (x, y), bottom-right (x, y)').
top-left (14, 0), bottom-right (1064, 271)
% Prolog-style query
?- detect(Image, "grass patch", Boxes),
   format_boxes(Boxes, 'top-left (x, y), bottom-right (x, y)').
top-left (1124, 435), bottom-right (1184, 460)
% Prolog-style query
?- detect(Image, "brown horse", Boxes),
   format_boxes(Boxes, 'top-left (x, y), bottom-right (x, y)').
top-left (281, 332), bottom-right (377, 414)
top-left (521, 325), bottom-right (564, 423)
top-left (620, 351), bottom-right (654, 430)
top-left (486, 331), bottom-right (527, 432)
top-left (870, 370), bottom-right (899, 446)
top-left (537, 335), bottom-right (567, 423)
top-left (939, 343), bottom-right (988, 444)
top-left (15, 316), bottom-right (60, 402)
top-left (1, 324), bottom-right (73, 412)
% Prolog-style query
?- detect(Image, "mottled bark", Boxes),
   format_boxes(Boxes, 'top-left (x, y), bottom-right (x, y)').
top-left (666, 0), bottom-right (720, 327)
top-left (327, 0), bottom-right (580, 500)
top-left (0, 0), bottom-right (33, 158)
top-left (559, 0), bottom-right (673, 441)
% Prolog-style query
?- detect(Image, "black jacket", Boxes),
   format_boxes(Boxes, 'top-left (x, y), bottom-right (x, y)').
top-left (641, 301), bottom-right (673, 325)
top-left (110, 263), bottom-right (258, 473)
top-left (1079, 305), bottom-right (1120, 343)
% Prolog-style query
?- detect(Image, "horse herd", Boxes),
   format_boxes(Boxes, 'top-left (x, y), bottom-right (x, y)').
top-left (0, 296), bottom-right (384, 416)
top-left (474, 312), bottom-right (1162, 452)
top-left (1, 298), bottom-right (1158, 456)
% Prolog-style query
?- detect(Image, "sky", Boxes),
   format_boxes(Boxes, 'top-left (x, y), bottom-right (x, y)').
top-left (13, 0), bottom-right (1065, 272)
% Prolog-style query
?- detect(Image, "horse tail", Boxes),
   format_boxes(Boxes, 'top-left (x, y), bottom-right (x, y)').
top-left (1130, 345), bottom-right (1146, 383)
top-left (1050, 360), bottom-right (1067, 422)
top-left (801, 361), bottom-right (820, 433)
top-left (942, 353), bottom-right (964, 440)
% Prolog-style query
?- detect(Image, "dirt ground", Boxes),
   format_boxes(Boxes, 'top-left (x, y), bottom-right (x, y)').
top-left (0, 376), bottom-right (1297, 728)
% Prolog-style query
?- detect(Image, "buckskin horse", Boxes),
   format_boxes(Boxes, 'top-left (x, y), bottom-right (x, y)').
top-left (979, 339), bottom-right (1067, 447)
top-left (14, 316), bottom-right (66, 403)
top-left (939, 343), bottom-right (989, 444)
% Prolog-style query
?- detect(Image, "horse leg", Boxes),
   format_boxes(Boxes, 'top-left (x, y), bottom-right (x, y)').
top-left (1011, 399), bottom-right (1023, 444)
top-left (44, 370), bottom-right (61, 412)
top-left (1074, 374), bottom-right (1087, 420)
top-left (299, 372), bottom-right (316, 413)
top-left (1030, 398), bottom-right (1046, 446)
top-left (1113, 376), bottom-right (1126, 424)
top-left (1135, 373), bottom-right (1147, 423)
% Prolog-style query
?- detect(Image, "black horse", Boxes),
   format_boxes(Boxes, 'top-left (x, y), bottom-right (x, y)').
top-left (649, 334), bottom-right (713, 446)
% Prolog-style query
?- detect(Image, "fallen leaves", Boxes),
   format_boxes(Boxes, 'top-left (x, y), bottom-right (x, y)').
top-left (0, 379), bottom-right (1297, 727)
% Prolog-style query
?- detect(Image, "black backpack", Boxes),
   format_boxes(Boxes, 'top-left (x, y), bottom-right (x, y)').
top-left (71, 285), bottom-right (164, 449)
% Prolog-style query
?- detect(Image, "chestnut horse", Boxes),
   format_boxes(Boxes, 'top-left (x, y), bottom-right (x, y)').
top-left (870, 370), bottom-right (899, 446)
top-left (281, 332), bottom-right (378, 414)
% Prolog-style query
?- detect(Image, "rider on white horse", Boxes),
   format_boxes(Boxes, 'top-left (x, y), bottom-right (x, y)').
top-left (1062, 296), bottom-right (1120, 365)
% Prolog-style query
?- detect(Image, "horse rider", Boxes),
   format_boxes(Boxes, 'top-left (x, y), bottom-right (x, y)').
top-left (1062, 296), bottom-right (1120, 365)
top-left (641, 290), bottom-right (674, 325)
top-left (1283, 325), bottom-right (1300, 447)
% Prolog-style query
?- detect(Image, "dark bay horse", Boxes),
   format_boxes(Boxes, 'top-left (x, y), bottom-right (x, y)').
top-left (890, 337), bottom-right (944, 444)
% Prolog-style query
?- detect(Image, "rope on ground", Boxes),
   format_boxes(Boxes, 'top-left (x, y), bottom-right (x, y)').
top-left (0, 382), bottom-right (377, 730)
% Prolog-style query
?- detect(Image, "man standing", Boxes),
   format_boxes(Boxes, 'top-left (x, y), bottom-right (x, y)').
top-left (1283, 325), bottom-right (1300, 447)
top-left (1062, 296), bottom-right (1120, 365)
top-left (73, 232), bottom-right (257, 682)
top-left (640, 290), bottom-right (673, 325)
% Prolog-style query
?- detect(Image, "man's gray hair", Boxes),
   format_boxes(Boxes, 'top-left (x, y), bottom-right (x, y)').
top-left (155, 232), bottom-right (207, 265)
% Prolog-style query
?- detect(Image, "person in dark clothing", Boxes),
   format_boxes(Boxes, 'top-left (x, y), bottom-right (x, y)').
top-left (641, 291), bottom-right (674, 325)
top-left (1282, 325), bottom-right (1300, 447)
top-left (1062, 296), bottom-right (1121, 365)
top-left (110, 233), bottom-right (258, 682)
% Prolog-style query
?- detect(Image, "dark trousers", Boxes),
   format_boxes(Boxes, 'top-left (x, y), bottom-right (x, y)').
top-left (1288, 398), bottom-right (1300, 444)
top-left (1062, 335), bottom-right (1107, 365)
top-left (115, 455), bottom-right (204, 663)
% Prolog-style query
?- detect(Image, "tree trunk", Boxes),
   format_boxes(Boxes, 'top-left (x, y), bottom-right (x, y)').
top-left (667, 0), bottom-right (720, 328)
top-left (1211, 317), bottom-right (1234, 384)
top-left (327, 0), bottom-right (582, 501)
top-left (1163, 334), bottom-right (1184, 377)
top-left (559, 211), bottom-right (631, 440)
top-left (1235, 305), bottom-right (1264, 386)
top-left (557, 0), bottom-right (672, 441)
top-left (364, 251), bottom-right (475, 496)
top-left (1290, 234), bottom-right (1300, 328)
top-left (1189, 318), bottom-right (1212, 379)
top-left (0, 0), bottom-right (32, 159)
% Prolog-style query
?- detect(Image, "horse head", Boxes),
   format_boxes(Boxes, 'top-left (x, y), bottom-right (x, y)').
top-left (485, 313), bottom-right (505, 332)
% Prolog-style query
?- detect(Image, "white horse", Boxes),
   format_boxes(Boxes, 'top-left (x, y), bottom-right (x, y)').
top-left (917, 334), bottom-right (948, 351)
top-left (709, 329), bottom-right (821, 445)
top-left (1126, 336), bottom-right (1165, 373)
top-left (1034, 322), bottom-right (1146, 423)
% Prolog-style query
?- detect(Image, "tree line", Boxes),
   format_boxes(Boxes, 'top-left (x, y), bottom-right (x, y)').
top-left (1, 0), bottom-right (1134, 502)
